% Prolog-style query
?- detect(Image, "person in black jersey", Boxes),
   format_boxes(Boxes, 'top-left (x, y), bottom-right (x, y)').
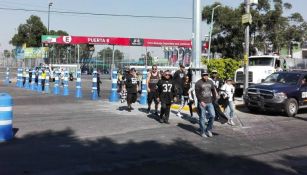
top-left (176, 75), bottom-right (194, 117)
top-left (157, 70), bottom-right (176, 124)
top-left (173, 64), bottom-right (186, 104)
top-left (123, 68), bottom-right (138, 112)
top-left (146, 65), bottom-right (160, 115)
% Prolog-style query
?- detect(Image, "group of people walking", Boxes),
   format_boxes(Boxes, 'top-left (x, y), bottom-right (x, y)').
top-left (121, 64), bottom-right (236, 137)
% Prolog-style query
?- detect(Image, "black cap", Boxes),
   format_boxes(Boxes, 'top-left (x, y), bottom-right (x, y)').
top-left (179, 64), bottom-right (185, 68)
top-left (201, 70), bottom-right (209, 75)
top-left (130, 68), bottom-right (136, 72)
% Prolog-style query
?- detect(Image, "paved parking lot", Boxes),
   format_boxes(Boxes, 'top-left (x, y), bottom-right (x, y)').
top-left (0, 77), bottom-right (307, 175)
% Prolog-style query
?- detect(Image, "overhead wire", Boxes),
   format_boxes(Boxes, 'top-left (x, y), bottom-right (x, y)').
top-left (0, 7), bottom-right (192, 20)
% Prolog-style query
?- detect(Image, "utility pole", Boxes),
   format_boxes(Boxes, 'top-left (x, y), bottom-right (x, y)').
top-left (243, 0), bottom-right (251, 91)
top-left (191, 0), bottom-right (202, 90)
top-left (48, 2), bottom-right (53, 34)
top-left (207, 5), bottom-right (221, 62)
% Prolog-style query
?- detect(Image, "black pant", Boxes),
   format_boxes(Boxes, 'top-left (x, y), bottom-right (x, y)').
top-left (42, 79), bottom-right (45, 91)
top-left (148, 91), bottom-right (159, 107)
top-left (160, 103), bottom-right (171, 122)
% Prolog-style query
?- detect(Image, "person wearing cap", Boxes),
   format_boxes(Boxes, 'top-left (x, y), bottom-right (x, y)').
top-left (195, 70), bottom-right (218, 138)
top-left (210, 70), bottom-right (223, 92)
top-left (173, 64), bottom-right (186, 103)
top-left (157, 70), bottom-right (176, 124)
top-left (146, 65), bottom-right (160, 115)
top-left (220, 78), bottom-right (236, 126)
top-left (123, 68), bottom-right (138, 112)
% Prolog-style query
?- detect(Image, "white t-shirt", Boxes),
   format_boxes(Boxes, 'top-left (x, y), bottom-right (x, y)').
top-left (220, 83), bottom-right (235, 101)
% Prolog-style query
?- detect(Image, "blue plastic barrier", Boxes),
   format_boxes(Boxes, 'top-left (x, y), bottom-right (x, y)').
top-left (53, 70), bottom-right (60, 95)
top-left (109, 70), bottom-right (119, 102)
top-left (37, 69), bottom-right (42, 93)
top-left (91, 70), bottom-right (98, 100)
top-left (63, 70), bottom-right (69, 96)
top-left (75, 70), bottom-right (82, 98)
top-left (16, 68), bottom-right (23, 88)
top-left (0, 93), bottom-right (13, 142)
top-left (30, 69), bottom-right (37, 91)
top-left (140, 70), bottom-right (148, 105)
top-left (45, 69), bottom-right (50, 94)
top-left (4, 67), bottom-right (10, 85)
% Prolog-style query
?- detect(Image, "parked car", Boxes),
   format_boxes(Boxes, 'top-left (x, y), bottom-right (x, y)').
top-left (244, 71), bottom-right (307, 117)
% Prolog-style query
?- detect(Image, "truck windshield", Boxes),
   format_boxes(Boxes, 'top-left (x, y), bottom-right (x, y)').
top-left (249, 57), bottom-right (274, 66)
top-left (263, 73), bottom-right (301, 85)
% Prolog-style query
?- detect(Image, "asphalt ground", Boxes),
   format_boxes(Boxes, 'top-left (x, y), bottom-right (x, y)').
top-left (0, 75), bottom-right (307, 175)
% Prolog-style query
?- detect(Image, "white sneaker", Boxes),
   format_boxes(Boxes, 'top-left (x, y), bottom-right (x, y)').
top-left (206, 131), bottom-right (213, 137)
top-left (176, 113), bottom-right (183, 117)
top-left (228, 119), bottom-right (235, 126)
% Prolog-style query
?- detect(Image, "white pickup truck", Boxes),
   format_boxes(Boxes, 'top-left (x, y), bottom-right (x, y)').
top-left (234, 55), bottom-right (281, 96)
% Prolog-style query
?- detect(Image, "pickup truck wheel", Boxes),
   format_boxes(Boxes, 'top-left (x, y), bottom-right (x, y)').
top-left (285, 98), bottom-right (298, 117)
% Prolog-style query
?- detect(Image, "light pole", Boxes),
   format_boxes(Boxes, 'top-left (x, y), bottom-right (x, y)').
top-left (207, 4), bottom-right (221, 63)
top-left (48, 2), bottom-right (53, 34)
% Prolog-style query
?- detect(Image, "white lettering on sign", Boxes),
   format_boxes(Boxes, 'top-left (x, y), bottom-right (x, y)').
top-left (302, 92), bottom-right (307, 98)
top-left (63, 36), bottom-right (72, 44)
top-left (88, 38), bottom-right (110, 43)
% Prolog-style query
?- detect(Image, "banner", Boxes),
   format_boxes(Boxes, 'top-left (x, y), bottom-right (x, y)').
top-left (24, 47), bottom-right (48, 59)
top-left (41, 35), bottom-right (192, 48)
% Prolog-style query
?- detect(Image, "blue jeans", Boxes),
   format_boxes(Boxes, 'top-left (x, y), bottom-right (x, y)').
top-left (198, 102), bottom-right (215, 134)
top-left (225, 101), bottom-right (235, 119)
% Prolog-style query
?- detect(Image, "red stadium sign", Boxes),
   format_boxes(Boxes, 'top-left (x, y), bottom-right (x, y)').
top-left (43, 35), bottom-right (192, 48)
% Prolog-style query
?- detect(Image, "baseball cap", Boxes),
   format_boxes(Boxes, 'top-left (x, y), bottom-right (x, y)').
top-left (201, 70), bottom-right (209, 76)
top-left (212, 70), bottom-right (218, 73)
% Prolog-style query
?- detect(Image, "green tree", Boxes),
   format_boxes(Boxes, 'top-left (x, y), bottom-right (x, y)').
top-left (3, 50), bottom-right (11, 58)
top-left (10, 15), bottom-right (47, 47)
top-left (202, 0), bottom-right (306, 58)
top-left (202, 58), bottom-right (241, 80)
top-left (97, 47), bottom-right (124, 65)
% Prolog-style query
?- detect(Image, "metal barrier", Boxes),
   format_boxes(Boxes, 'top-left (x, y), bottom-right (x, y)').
top-left (0, 93), bottom-right (13, 142)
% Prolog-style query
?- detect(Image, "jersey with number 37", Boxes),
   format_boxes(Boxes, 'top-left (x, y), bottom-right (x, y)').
top-left (157, 79), bottom-right (176, 104)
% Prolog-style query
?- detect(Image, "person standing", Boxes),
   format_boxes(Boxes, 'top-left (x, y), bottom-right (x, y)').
top-left (157, 70), bottom-right (176, 124)
top-left (41, 69), bottom-right (46, 91)
top-left (195, 71), bottom-right (217, 138)
top-left (97, 73), bottom-right (102, 97)
top-left (173, 64), bottom-right (186, 103)
top-left (123, 68), bottom-right (138, 112)
top-left (176, 75), bottom-right (194, 117)
top-left (220, 78), bottom-right (236, 126)
top-left (146, 65), bottom-right (160, 115)
top-left (210, 70), bottom-right (223, 92)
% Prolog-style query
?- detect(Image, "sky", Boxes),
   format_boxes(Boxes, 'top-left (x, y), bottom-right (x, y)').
top-left (0, 0), bottom-right (306, 59)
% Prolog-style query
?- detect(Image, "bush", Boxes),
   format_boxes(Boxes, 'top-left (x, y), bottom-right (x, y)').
top-left (202, 58), bottom-right (241, 80)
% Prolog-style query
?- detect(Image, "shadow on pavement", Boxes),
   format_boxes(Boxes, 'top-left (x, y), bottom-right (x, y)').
top-left (0, 128), bottom-right (305, 175)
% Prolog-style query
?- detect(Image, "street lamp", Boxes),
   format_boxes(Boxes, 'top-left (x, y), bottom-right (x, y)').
top-left (48, 2), bottom-right (53, 34)
top-left (207, 4), bottom-right (221, 63)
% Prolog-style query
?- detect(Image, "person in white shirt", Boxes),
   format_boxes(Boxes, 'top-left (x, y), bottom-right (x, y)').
top-left (220, 78), bottom-right (235, 126)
